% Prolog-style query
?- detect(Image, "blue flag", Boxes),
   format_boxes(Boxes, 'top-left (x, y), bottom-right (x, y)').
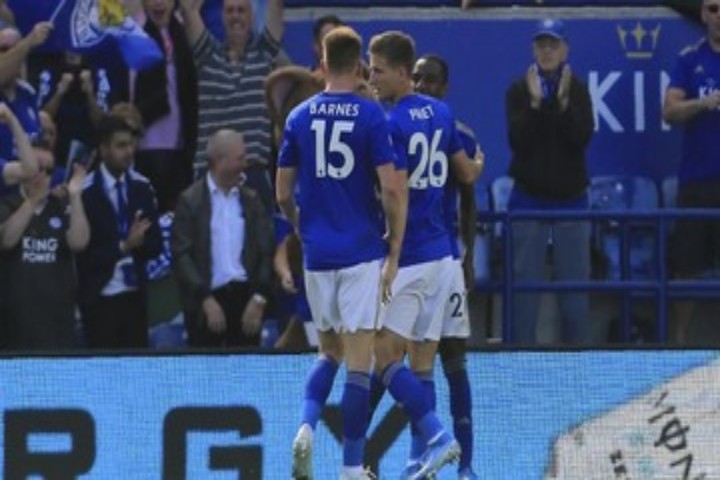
top-left (48, 0), bottom-right (163, 70)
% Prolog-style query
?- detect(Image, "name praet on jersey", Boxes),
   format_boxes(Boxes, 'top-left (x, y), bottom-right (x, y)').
top-left (310, 102), bottom-right (360, 117)
top-left (409, 105), bottom-right (434, 121)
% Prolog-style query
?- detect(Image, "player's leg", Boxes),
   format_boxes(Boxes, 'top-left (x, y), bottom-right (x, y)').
top-left (439, 259), bottom-right (477, 477)
top-left (439, 338), bottom-right (476, 479)
top-left (377, 260), bottom-right (459, 477)
top-left (292, 270), bottom-right (344, 479)
top-left (337, 260), bottom-right (383, 479)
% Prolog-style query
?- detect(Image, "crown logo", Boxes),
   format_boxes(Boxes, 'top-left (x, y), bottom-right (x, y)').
top-left (616, 22), bottom-right (661, 59)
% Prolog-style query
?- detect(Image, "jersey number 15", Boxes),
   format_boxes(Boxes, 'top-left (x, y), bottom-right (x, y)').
top-left (311, 119), bottom-right (355, 180)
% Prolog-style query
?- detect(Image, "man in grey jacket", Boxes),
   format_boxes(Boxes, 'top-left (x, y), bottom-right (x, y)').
top-left (172, 129), bottom-right (274, 347)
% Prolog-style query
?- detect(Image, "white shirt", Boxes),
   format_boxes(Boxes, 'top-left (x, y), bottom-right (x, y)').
top-left (99, 164), bottom-right (137, 296)
top-left (208, 173), bottom-right (247, 290)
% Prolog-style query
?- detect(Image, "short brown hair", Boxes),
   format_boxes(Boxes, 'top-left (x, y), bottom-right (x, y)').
top-left (368, 31), bottom-right (416, 76)
top-left (323, 26), bottom-right (362, 75)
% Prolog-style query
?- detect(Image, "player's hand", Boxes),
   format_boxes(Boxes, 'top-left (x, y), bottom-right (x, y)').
top-left (526, 64), bottom-right (543, 109)
top-left (241, 299), bottom-right (264, 336)
top-left (557, 64), bottom-right (572, 111)
top-left (28, 21), bottom-right (53, 47)
top-left (203, 296), bottom-right (226, 333)
top-left (380, 255), bottom-right (399, 305)
top-left (462, 254), bottom-right (475, 291)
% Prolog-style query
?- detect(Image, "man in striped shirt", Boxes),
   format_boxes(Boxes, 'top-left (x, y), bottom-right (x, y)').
top-left (179, 0), bottom-right (284, 208)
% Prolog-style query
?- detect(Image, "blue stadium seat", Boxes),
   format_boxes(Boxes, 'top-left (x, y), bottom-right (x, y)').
top-left (490, 175), bottom-right (514, 238)
top-left (589, 175), bottom-right (660, 280)
top-left (661, 176), bottom-right (678, 208)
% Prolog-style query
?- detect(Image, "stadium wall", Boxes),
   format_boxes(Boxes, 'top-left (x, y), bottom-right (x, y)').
top-left (283, 7), bottom-right (703, 184)
top-left (2, 350), bottom-right (719, 478)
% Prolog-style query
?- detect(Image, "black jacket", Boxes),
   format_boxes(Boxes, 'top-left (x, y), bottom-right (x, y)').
top-left (505, 74), bottom-right (594, 200)
top-left (77, 168), bottom-right (163, 305)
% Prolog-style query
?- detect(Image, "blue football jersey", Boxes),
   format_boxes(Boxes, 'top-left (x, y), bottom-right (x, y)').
top-left (278, 91), bottom-right (398, 270)
top-left (669, 38), bottom-right (720, 183)
top-left (387, 93), bottom-right (463, 266)
top-left (443, 120), bottom-right (480, 259)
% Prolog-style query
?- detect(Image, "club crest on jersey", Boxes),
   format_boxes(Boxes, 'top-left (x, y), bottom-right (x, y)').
top-left (70, 0), bottom-right (133, 49)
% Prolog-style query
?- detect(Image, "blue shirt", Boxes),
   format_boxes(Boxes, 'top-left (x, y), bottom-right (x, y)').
top-left (388, 93), bottom-right (463, 266)
top-left (0, 81), bottom-right (40, 162)
top-left (669, 38), bottom-right (720, 184)
top-left (443, 120), bottom-right (479, 259)
top-left (278, 91), bottom-right (397, 270)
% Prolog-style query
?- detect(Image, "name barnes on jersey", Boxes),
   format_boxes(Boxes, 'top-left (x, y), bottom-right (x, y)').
top-left (309, 102), bottom-right (360, 117)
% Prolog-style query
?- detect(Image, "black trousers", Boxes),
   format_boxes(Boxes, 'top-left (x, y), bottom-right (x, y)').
top-left (81, 291), bottom-right (148, 349)
top-left (186, 281), bottom-right (260, 348)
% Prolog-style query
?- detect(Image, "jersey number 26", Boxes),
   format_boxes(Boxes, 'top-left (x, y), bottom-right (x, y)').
top-left (408, 129), bottom-right (448, 189)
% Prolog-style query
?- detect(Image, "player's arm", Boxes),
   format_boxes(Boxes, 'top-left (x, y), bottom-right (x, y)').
top-left (663, 86), bottom-right (720, 125)
top-left (0, 104), bottom-right (39, 185)
top-left (458, 181), bottom-right (476, 286)
top-left (377, 164), bottom-right (407, 303)
top-left (178, 0), bottom-right (206, 47)
top-left (276, 166), bottom-right (299, 231)
top-left (378, 164), bottom-right (407, 258)
top-left (265, 0), bottom-right (284, 44)
top-left (450, 148), bottom-right (484, 185)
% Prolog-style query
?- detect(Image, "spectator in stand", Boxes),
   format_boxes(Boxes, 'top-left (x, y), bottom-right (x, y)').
top-left (663, 0), bottom-right (720, 344)
top-left (310, 15), bottom-right (343, 73)
top-left (28, 51), bottom-right (120, 168)
top-left (0, 140), bottom-right (89, 350)
top-left (179, 0), bottom-right (284, 210)
top-left (0, 21), bottom-right (52, 162)
top-left (505, 19), bottom-right (594, 344)
top-left (172, 129), bottom-right (274, 348)
top-left (77, 115), bottom-right (162, 349)
top-left (132, 0), bottom-right (198, 213)
top-left (0, 102), bottom-right (39, 350)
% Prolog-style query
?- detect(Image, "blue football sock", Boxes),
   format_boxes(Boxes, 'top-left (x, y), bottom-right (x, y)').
top-left (409, 369), bottom-right (436, 460)
top-left (382, 362), bottom-right (444, 444)
top-left (444, 356), bottom-right (473, 469)
top-left (301, 355), bottom-right (339, 429)
top-left (342, 370), bottom-right (370, 467)
top-left (368, 371), bottom-right (386, 424)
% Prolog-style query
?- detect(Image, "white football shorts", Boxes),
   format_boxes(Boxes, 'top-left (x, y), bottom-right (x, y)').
top-left (441, 259), bottom-right (471, 339)
top-left (380, 255), bottom-right (455, 342)
top-left (304, 259), bottom-right (382, 334)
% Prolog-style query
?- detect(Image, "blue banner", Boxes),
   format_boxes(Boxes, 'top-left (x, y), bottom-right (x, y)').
top-left (8, 0), bottom-right (162, 70)
top-left (283, 9), bottom-right (703, 185)
top-left (1, 350), bottom-right (719, 478)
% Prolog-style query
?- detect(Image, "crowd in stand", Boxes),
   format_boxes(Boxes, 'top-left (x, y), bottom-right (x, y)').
top-left (0, 0), bottom-right (286, 351)
top-left (0, 0), bottom-right (719, 351)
